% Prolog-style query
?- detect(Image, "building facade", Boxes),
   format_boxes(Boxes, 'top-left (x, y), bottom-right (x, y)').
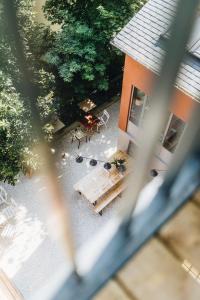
top-left (112, 0), bottom-right (200, 166)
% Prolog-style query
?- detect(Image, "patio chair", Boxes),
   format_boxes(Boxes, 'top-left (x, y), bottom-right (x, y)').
top-left (70, 126), bottom-right (88, 149)
top-left (97, 109), bottom-right (110, 132)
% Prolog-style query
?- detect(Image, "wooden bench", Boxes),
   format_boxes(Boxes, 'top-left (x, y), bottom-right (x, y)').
top-left (94, 183), bottom-right (125, 215)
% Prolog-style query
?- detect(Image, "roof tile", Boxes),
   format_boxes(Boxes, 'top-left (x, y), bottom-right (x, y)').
top-left (112, 0), bottom-right (200, 101)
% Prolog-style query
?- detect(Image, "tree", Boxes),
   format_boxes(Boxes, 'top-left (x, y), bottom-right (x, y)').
top-left (43, 0), bottom-right (145, 100)
top-left (0, 0), bottom-right (55, 185)
top-left (0, 74), bottom-right (31, 185)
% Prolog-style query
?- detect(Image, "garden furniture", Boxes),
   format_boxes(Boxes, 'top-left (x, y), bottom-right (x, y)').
top-left (73, 151), bottom-right (132, 215)
top-left (96, 109), bottom-right (110, 132)
top-left (70, 126), bottom-right (89, 149)
top-left (80, 113), bottom-right (100, 133)
top-left (78, 98), bottom-right (96, 113)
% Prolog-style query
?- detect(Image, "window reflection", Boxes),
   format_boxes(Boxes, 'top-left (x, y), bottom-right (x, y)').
top-left (129, 86), bottom-right (185, 154)
top-left (129, 87), bottom-right (146, 126)
top-left (163, 115), bottom-right (185, 153)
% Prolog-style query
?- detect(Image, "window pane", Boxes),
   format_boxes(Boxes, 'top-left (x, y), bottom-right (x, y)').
top-left (129, 87), bottom-right (146, 126)
top-left (163, 115), bottom-right (185, 153)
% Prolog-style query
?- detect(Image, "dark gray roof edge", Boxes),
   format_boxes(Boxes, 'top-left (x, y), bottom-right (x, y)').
top-left (111, 38), bottom-right (200, 102)
top-left (110, 0), bottom-right (200, 102)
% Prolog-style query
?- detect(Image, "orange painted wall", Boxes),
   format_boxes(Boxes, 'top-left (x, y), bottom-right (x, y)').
top-left (170, 89), bottom-right (195, 122)
top-left (119, 55), bottom-right (195, 131)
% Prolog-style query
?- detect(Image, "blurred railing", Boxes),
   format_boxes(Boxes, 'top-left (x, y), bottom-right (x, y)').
top-left (3, 0), bottom-right (200, 299)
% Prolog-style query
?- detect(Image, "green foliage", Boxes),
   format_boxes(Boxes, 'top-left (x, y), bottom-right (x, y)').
top-left (0, 73), bottom-right (31, 184)
top-left (0, 0), bottom-right (55, 185)
top-left (43, 0), bottom-right (145, 100)
top-left (0, 0), bottom-right (146, 184)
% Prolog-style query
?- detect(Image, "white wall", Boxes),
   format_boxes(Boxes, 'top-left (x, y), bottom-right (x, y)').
top-left (117, 129), bottom-right (130, 152)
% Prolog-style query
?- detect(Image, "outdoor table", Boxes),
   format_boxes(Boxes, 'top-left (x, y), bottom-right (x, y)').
top-left (73, 151), bottom-right (132, 213)
top-left (80, 113), bottom-right (100, 132)
top-left (78, 98), bottom-right (96, 113)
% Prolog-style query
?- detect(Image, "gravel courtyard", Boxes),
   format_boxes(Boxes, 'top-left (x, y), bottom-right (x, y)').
top-left (0, 100), bottom-right (122, 299)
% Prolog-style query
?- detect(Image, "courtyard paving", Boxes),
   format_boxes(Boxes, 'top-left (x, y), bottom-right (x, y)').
top-left (0, 100), bottom-right (122, 299)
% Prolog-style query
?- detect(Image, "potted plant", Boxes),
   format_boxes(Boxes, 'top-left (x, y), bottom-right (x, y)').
top-left (111, 158), bottom-right (126, 173)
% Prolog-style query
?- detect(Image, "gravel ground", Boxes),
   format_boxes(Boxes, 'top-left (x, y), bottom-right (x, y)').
top-left (0, 100), bottom-right (123, 299)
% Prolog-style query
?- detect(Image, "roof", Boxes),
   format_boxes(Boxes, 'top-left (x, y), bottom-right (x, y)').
top-left (112, 0), bottom-right (200, 102)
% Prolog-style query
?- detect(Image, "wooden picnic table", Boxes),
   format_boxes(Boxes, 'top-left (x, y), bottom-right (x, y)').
top-left (73, 150), bottom-right (132, 214)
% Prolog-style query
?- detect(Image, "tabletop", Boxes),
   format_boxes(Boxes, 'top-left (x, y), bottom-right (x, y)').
top-left (73, 151), bottom-right (132, 204)
top-left (78, 99), bottom-right (96, 113)
top-left (79, 113), bottom-right (100, 132)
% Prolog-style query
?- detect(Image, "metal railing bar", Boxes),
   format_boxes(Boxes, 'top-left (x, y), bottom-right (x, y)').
top-left (119, 0), bottom-right (200, 222)
top-left (3, 0), bottom-right (78, 274)
top-left (3, 1), bottom-right (200, 299)
top-left (52, 147), bottom-right (200, 300)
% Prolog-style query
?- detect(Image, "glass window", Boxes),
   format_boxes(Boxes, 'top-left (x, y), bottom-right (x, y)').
top-left (129, 87), bottom-right (146, 126)
top-left (162, 115), bottom-right (185, 153)
top-left (159, 111), bottom-right (171, 143)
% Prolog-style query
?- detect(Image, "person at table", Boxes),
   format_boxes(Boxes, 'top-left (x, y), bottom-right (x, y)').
top-left (85, 114), bottom-right (93, 124)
